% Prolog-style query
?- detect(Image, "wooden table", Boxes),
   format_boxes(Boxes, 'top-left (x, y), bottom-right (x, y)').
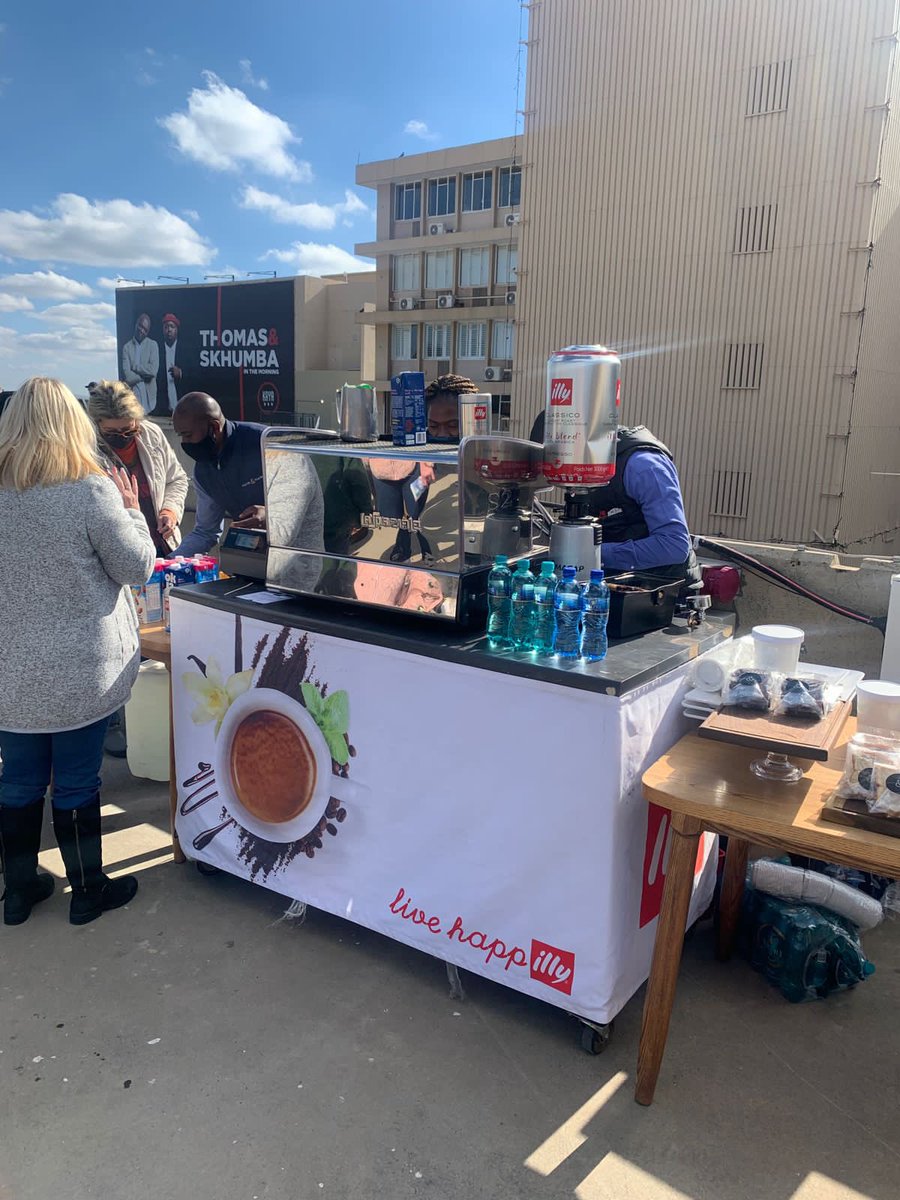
top-left (138, 623), bottom-right (185, 863)
top-left (635, 718), bottom-right (900, 1106)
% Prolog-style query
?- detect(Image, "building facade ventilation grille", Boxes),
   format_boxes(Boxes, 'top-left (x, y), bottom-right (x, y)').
top-left (734, 204), bottom-right (778, 254)
top-left (711, 469), bottom-right (752, 519)
top-left (748, 60), bottom-right (792, 116)
top-left (722, 342), bottom-right (764, 389)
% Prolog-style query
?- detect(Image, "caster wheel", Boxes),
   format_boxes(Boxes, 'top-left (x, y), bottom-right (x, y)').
top-left (196, 861), bottom-right (220, 877)
top-left (580, 1020), bottom-right (614, 1055)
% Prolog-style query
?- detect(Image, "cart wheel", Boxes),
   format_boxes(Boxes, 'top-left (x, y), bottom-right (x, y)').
top-left (196, 861), bottom-right (220, 877)
top-left (580, 1020), bottom-right (614, 1055)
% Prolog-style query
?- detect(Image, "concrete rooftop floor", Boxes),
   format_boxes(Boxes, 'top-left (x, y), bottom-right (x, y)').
top-left (1, 759), bottom-right (898, 1200)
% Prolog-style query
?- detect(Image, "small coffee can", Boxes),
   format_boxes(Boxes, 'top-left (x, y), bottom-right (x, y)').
top-left (458, 393), bottom-right (491, 437)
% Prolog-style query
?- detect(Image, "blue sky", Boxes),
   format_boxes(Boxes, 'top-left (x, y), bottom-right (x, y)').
top-left (0, 0), bottom-right (526, 391)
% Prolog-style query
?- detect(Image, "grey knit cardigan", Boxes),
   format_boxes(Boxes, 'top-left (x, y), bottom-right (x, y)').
top-left (0, 475), bottom-right (156, 733)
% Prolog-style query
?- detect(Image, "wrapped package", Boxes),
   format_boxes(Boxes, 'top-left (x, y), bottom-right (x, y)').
top-left (833, 733), bottom-right (900, 803)
top-left (723, 669), bottom-right (775, 713)
top-left (774, 675), bottom-right (832, 720)
top-left (869, 761), bottom-right (900, 818)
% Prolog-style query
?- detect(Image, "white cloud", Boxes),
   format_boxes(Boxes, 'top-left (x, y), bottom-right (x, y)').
top-left (0, 321), bottom-right (118, 396)
top-left (0, 194), bottom-right (214, 267)
top-left (0, 293), bottom-right (33, 313)
top-left (31, 301), bottom-right (117, 326)
top-left (404, 119), bottom-right (438, 141)
top-left (264, 242), bottom-right (374, 277)
top-left (0, 270), bottom-right (93, 300)
top-left (240, 186), bottom-right (370, 230)
top-left (97, 276), bottom-right (145, 290)
top-left (160, 72), bottom-right (309, 181)
top-left (239, 59), bottom-right (269, 91)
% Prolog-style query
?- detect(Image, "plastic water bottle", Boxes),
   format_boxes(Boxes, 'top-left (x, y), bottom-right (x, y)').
top-left (509, 559), bottom-right (536, 650)
top-left (486, 554), bottom-right (512, 646)
top-left (553, 566), bottom-right (582, 658)
top-left (532, 561), bottom-right (558, 656)
top-left (581, 568), bottom-right (610, 661)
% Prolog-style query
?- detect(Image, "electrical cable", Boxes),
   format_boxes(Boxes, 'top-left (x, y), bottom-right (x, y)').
top-left (696, 536), bottom-right (886, 633)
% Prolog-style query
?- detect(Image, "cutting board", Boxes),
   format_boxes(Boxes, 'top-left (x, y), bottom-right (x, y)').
top-left (820, 791), bottom-right (900, 839)
top-left (698, 698), bottom-right (852, 761)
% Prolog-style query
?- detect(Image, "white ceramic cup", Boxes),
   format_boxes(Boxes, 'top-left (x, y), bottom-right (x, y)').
top-left (214, 687), bottom-right (367, 843)
top-left (750, 624), bottom-right (804, 674)
top-left (856, 679), bottom-right (900, 735)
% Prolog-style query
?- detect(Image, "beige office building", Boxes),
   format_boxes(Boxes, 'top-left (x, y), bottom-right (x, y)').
top-left (516, 0), bottom-right (900, 550)
top-left (355, 138), bottom-right (522, 430)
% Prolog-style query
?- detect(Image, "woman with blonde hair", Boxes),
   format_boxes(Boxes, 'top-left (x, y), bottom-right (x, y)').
top-left (0, 377), bottom-right (155, 927)
top-left (87, 379), bottom-right (188, 555)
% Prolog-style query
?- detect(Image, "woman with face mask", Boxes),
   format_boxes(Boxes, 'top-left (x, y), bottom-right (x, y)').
top-left (88, 380), bottom-right (189, 555)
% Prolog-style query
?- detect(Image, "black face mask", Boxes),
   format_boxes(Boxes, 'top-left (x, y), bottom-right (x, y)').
top-left (181, 434), bottom-right (218, 462)
top-left (104, 430), bottom-right (137, 450)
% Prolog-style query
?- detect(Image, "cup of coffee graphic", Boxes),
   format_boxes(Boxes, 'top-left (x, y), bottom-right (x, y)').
top-left (214, 687), bottom-right (367, 843)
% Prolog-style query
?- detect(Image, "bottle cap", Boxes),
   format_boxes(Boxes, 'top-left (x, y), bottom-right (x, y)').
top-left (590, 568), bottom-right (605, 581)
top-left (516, 559), bottom-right (531, 572)
top-left (540, 561), bottom-right (556, 575)
top-left (562, 565), bottom-right (577, 578)
top-left (494, 554), bottom-right (508, 565)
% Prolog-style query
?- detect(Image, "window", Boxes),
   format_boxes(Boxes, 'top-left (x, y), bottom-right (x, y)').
top-left (495, 245), bottom-right (518, 285)
top-left (423, 323), bottom-right (452, 359)
top-left (747, 60), bottom-right (792, 116)
top-left (492, 393), bottom-right (512, 428)
top-left (734, 204), bottom-right (777, 254)
top-left (394, 182), bottom-right (421, 221)
top-left (722, 343), bottom-right (764, 389)
top-left (425, 249), bottom-right (454, 290)
top-left (427, 176), bottom-right (457, 217)
top-left (459, 247), bottom-right (490, 287)
top-left (491, 320), bottom-right (516, 360)
top-left (462, 170), bottom-right (493, 212)
top-left (392, 253), bottom-right (420, 292)
top-left (391, 324), bottom-right (419, 360)
top-left (498, 166), bottom-right (522, 209)
top-left (457, 322), bottom-right (487, 359)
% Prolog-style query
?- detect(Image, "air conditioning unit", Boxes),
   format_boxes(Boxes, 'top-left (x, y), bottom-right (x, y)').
top-left (437, 294), bottom-right (456, 309)
top-left (483, 366), bottom-right (500, 382)
top-left (502, 368), bottom-right (513, 382)
top-left (505, 290), bottom-right (516, 305)
top-left (429, 222), bottom-right (445, 236)
top-left (398, 296), bottom-right (417, 311)
top-left (504, 212), bottom-right (521, 227)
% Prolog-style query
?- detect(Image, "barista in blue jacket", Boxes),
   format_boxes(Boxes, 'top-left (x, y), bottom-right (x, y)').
top-left (172, 392), bottom-right (267, 557)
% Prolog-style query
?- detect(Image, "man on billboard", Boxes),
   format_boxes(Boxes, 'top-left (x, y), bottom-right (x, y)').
top-left (155, 312), bottom-right (183, 416)
top-left (121, 313), bottom-right (159, 415)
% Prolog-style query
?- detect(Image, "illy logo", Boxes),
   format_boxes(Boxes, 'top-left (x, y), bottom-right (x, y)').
top-left (474, 404), bottom-right (488, 420)
top-left (530, 939), bottom-right (575, 995)
top-left (549, 377), bottom-right (573, 406)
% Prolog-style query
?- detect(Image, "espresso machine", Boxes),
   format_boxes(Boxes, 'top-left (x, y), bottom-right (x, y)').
top-left (261, 431), bottom-right (549, 624)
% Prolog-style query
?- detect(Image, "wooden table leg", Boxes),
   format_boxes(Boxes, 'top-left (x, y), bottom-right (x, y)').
top-left (167, 669), bottom-right (186, 864)
top-left (635, 811), bottom-right (704, 1106)
top-left (715, 837), bottom-right (749, 961)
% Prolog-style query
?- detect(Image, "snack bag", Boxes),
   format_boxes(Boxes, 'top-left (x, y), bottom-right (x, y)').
top-left (775, 675), bottom-right (832, 720)
top-left (833, 733), bottom-right (900, 803)
top-left (869, 761), bottom-right (900, 817)
top-left (723, 669), bottom-right (776, 713)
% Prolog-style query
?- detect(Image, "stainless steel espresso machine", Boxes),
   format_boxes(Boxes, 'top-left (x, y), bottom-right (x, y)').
top-left (261, 431), bottom-right (548, 624)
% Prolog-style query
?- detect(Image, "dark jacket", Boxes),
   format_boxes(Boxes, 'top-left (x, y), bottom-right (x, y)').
top-left (529, 414), bottom-right (701, 586)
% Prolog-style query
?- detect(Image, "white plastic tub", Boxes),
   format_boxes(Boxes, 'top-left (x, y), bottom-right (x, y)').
top-left (750, 624), bottom-right (804, 673)
top-left (125, 660), bottom-right (170, 782)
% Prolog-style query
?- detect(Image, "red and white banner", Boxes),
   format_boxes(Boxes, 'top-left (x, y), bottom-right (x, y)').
top-left (171, 597), bottom-right (716, 1024)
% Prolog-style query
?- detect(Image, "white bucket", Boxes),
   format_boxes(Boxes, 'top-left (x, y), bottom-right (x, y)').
top-left (125, 660), bottom-right (170, 782)
top-left (750, 624), bottom-right (804, 673)
top-left (856, 679), bottom-right (900, 735)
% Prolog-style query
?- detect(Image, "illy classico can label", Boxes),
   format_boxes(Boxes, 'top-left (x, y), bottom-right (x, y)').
top-left (458, 392), bottom-right (491, 437)
top-left (542, 345), bottom-right (621, 486)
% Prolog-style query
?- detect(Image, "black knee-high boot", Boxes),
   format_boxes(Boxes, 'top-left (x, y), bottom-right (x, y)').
top-left (0, 801), bottom-right (55, 926)
top-left (52, 797), bottom-right (138, 926)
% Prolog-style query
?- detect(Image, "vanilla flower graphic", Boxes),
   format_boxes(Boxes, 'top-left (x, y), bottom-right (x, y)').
top-left (183, 657), bottom-right (253, 733)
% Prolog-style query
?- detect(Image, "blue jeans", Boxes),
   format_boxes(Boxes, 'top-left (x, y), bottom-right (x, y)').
top-left (0, 717), bottom-right (111, 811)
